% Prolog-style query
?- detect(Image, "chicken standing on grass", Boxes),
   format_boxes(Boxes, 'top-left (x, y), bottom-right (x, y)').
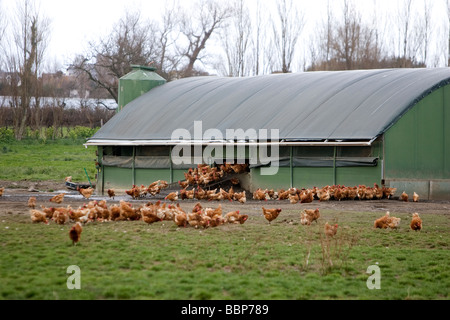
top-left (69, 222), bottom-right (83, 246)
top-left (41, 205), bottom-right (56, 219)
top-left (410, 213), bottom-right (423, 231)
top-left (324, 222), bottom-right (338, 238)
top-left (53, 209), bottom-right (69, 225)
top-left (224, 210), bottom-right (248, 224)
top-left (141, 206), bottom-right (161, 225)
top-left (262, 207), bottom-right (282, 224)
top-left (374, 212), bottom-right (401, 229)
top-left (30, 209), bottom-right (49, 224)
top-left (302, 208), bottom-right (320, 225)
top-left (174, 210), bottom-right (188, 227)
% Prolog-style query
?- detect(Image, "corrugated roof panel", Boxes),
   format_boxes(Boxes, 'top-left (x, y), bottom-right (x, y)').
top-left (90, 68), bottom-right (450, 143)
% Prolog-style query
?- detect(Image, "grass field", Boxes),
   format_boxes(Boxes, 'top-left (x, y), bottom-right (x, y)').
top-left (0, 139), bottom-right (96, 184)
top-left (0, 138), bottom-right (448, 300)
top-left (0, 205), bottom-right (448, 300)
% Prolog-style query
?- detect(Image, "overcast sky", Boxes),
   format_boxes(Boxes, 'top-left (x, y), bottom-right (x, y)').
top-left (35, 0), bottom-right (167, 64)
top-left (1, 0), bottom-right (449, 72)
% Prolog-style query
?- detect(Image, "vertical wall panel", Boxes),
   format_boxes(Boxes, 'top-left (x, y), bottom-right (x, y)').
top-left (444, 85), bottom-right (450, 178)
top-left (103, 167), bottom-right (133, 189)
top-left (249, 167), bottom-right (291, 191)
top-left (336, 166), bottom-right (381, 187)
top-left (416, 92), bottom-right (444, 177)
top-left (385, 87), bottom-right (447, 180)
top-left (385, 108), bottom-right (417, 178)
top-left (135, 169), bottom-right (170, 186)
top-left (293, 167), bottom-right (334, 188)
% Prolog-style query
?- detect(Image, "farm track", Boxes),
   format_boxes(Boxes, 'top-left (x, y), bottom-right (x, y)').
top-left (1, 180), bottom-right (449, 218)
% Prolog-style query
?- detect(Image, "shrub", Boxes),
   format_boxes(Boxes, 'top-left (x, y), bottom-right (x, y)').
top-left (68, 126), bottom-right (100, 140)
top-left (44, 127), bottom-right (54, 140)
top-left (0, 128), bottom-right (14, 142)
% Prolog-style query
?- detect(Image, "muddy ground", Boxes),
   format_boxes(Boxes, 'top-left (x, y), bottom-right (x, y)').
top-left (1, 179), bottom-right (449, 218)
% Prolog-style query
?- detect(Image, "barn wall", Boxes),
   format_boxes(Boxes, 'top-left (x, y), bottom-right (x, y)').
top-left (135, 169), bottom-right (171, 186)
top-left (384, 85), bottom-right (450, 200)
top-left (336, 166), bottom-right (381, 187)
top-left (247, 144), bottom-right (382, 192)
top-left (293, 167), bottom-right (334, 188)
top-left (445, 84), bottom-right (450, 178)
top-left (248, 167), bottom-right (291, 191)
top-left (96, 141), bottom-right (383, 194)
top-left (103, 166), bottom-right (133, 190)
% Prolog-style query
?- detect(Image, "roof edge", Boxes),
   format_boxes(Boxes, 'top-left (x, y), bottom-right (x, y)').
top-left (84, 139), bottom-right (375, 147)
top-left (380, 76), bottom-right (450, 136)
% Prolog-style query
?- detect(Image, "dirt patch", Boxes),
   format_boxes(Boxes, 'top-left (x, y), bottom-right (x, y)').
top-left (0, 179), bottom-right (66, 192)
top-left (1, 180), bottom-right (449, 218)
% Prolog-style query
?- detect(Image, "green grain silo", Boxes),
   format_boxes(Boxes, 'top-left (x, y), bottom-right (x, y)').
top-left (117, 65), bottom-right (166, 113)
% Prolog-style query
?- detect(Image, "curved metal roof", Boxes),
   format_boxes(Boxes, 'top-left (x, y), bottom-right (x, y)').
top-left (88, 68), bottom-right (450, 144)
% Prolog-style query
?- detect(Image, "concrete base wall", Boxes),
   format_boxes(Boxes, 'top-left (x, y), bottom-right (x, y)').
top-left (385, 179), bottom-right (450, 201)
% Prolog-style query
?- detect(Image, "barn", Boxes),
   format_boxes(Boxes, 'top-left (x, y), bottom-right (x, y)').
top-left (85, 67), bottom-right (450, 200)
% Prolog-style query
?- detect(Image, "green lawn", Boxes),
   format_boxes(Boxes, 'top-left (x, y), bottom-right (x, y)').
top-left (0, 138), bottom-right (448, 300)
top-left (0, 207), bottom-right (448, 300)
top-left (0, 139), bottom-right (96, 184)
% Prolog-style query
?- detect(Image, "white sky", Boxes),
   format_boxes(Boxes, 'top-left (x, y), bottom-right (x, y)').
top-left (38, 0), bottom-right (167, 65)
top-left (1, 0), bottom-right (449, 72)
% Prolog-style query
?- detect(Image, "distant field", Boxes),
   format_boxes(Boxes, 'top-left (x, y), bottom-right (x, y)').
top-left (0, 139), bottom-right (96, 185)
top-left (0, 201), bottom-right (448, 300)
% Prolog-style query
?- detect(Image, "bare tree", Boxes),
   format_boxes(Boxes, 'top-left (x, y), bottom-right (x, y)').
top-left (251, 1), bottom-right (265, 76)
top-left (401, 0), bottom-right (413, 66)
top-left (218, 0), bottom-right (252, 77)
top-left (0, 0), bottom-right (6, 58)
top-left (271, 0), bottom-right (305, 73)
top-left (307, 0), bottom-right (394, 71)
top-left (421, 0), bottom-right (433, 65)
top-left (178, 0), bottom-right (233, 77)
top-left (309, 0), bottom-right (335, 71)
top-left (69, 11), bottom-right (159, 102)
top-left (157, 1), bottom-right (183, 80)
top-left (395, 0), bottom-right (426, 67)
top-left (3, 0), bottom-right (50, 140)
top-left (334, 1), bottom-right (363, 70)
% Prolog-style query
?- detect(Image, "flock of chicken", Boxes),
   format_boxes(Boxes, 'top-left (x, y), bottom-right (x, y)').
top-left (27, 191), bottom-right (423, 246)
top-left (116, 163), bottom-right (421, 207)
top-left (181, 163), bottom-right (248, 187)
top-left (122, 164), bottom-right (248, 202)
top-left (374, 211), bottom-right (423, 231)
top-left (126, 181), bottom-right (414, 206)
top-left (29, 196), bottom-right (252, 245)
top-left (122, 180), bottom-right (169, 200)
top-left (1, 162), bottom-right (424, 247)
top-left (252, 184), bottom-right (417, 203)
top-left (164, 186), bottom-right (247, 203)
top-left (29, 196), bottom-right (248, 228)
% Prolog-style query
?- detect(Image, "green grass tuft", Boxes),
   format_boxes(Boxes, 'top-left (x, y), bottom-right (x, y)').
top-left (0, 139), bottom-right (96, 182)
